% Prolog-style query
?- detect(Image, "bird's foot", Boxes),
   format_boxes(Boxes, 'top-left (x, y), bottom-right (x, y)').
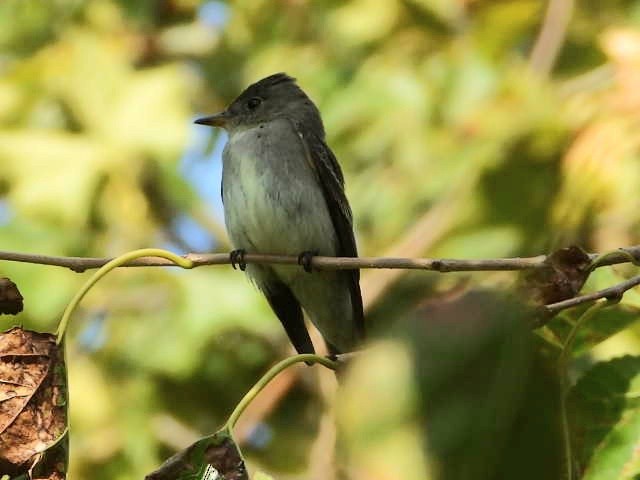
top-left (230, 249), bottom-right (247, 271)
top-left (297, 250), bottom-right (318, 273)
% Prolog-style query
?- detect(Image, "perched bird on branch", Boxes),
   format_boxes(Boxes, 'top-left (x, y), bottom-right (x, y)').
top-left (195, 73), bottom-right (364, 355)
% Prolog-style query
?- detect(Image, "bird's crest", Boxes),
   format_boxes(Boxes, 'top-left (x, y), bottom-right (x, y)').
top-left (251, 72), bottom-right (296, 89)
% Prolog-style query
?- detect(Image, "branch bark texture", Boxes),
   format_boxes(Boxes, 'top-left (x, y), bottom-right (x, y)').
top-left (1, 246), bottom-right (639, 273)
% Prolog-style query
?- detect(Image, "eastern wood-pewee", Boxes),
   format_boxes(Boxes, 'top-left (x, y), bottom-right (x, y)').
top-left (195, 73), bottom-right (364, 355)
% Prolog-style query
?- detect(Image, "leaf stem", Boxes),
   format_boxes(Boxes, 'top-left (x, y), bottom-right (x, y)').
top-left (589, 247), bottom-right (640, 271)
top-left (557, 300), bottom-right (608, 480)
top-left (55, 248), bottom-right (193, 344)
top-left (225, 354), bottom-right (339, 431)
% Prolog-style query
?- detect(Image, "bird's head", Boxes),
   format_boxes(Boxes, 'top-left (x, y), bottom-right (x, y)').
top-left (195, 73), bottom-right (325, 136)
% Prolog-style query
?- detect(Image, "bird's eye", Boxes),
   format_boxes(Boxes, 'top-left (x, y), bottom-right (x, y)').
top-left (247, 97), bottom-right (262, 110)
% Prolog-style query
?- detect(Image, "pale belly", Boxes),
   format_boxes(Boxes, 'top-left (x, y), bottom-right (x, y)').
top-left (221, 120), bottom-right (337, 258)
top-left (220, 120), bottom-right (357, 352)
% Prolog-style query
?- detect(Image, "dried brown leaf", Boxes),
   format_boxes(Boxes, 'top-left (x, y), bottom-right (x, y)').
top-left (0, 278), bottom-right (23, 315)
top-left (522, 246), bottom-right (592, 306)
top-left (146, 427), bottom-right (248, 480)
top-left (0, 327), bottom-right (67, 477)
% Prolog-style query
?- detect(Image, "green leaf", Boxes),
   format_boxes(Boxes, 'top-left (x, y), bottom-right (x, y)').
top-left (145, 426), bottom-right (248, 480)
top-left (548, 304), bottom-right (640, 356)
top-left (0, 131), bottom-right (109, 227)
top-left (572, 305), bottom-right (640, 355)
top-left (568, 356), bottom-right (640, 479)
top-left (101, 64), bottom-right (190, 157)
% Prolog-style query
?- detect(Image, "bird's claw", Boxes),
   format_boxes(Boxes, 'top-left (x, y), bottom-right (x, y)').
top-left (230, 249), bottom-right (247, 271)
top-left (297, 250), bottom-right (318, 273)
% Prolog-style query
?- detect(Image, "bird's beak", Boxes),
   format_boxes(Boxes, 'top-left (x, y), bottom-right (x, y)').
top-left (194, 111), bottom-right (230, 128)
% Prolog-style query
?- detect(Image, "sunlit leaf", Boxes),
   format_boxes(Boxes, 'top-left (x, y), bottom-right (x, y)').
top-left (568, 356), bottom-right (640, 479)
top-left (547, 304), bottom-right (640, 356)
top-left (0, 131), bottom-right (109, 227)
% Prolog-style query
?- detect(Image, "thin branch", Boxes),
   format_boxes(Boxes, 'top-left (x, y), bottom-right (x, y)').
top-left (544, 274), bottom-right (640, 315)
top-left (3, 247), bottom-right (640, 320)
top-left (1, 246), bottom-right (639, 273)
top-left (529, 0), bottom-right (575, 76)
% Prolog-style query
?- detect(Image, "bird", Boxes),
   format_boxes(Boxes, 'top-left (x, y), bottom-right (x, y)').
top-left (195, 73), bottom-right (364, 356)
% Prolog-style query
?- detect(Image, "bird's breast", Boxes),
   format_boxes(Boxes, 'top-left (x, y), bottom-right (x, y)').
top-left (221, 119), bottom-right (336, 256)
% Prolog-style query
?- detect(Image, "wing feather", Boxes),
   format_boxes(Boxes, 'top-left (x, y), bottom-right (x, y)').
top-left (290, 122), bottom-right (365, 342)
top-left (263, 278), bottom-right (315, 355)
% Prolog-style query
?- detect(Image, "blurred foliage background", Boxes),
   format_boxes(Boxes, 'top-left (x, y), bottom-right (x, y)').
top-left (2, 0), bottom-right (640, 478)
